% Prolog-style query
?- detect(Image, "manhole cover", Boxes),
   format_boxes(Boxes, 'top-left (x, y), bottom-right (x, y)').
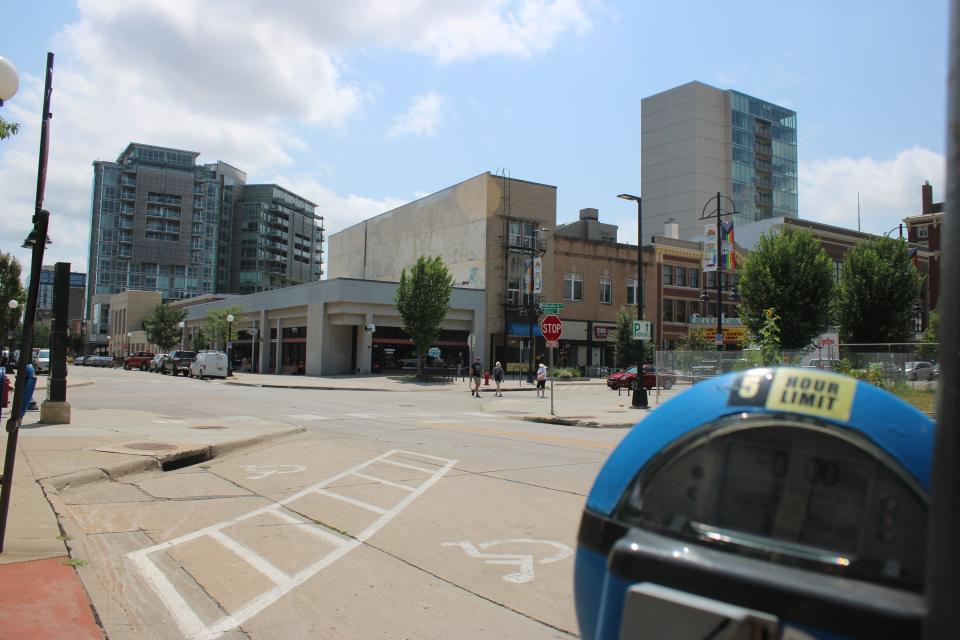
top-left (191, 425), bottom-right (226, 430)
top-left (124, 442), bottom-right (178, 451)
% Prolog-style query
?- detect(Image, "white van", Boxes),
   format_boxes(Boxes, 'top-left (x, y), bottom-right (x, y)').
top-left (189, 351), bottom-right (228, 380)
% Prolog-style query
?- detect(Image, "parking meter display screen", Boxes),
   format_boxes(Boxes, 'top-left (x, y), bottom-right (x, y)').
top-left (615, 419), bottom-right (927, 590)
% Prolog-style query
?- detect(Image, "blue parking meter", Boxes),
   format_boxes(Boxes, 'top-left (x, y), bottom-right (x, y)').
top-left (575, 367), bottom-right (933, 640)
top-left (20, 363), bottom-right (37, 419)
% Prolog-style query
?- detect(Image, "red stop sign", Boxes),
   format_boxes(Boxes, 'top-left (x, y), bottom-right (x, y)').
top-left (541, 315), bottom-right (562, 341)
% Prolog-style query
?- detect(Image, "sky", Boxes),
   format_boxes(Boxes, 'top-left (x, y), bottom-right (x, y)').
top-left (0, 0), bottom-right (950, 277)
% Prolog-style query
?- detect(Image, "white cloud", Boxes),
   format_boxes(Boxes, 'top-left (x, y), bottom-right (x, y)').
top-left (0, 1), bottom-right (590, 274)
top-left (800, 146), bottom-right (946, 235)
top-left (387, 92), bottom-right (448, 139)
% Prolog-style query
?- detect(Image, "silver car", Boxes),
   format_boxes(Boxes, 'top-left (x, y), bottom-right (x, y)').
top-left (33, 349), bottom-right (50, 374)
top-left (904, 361), bottom-right (935, 381)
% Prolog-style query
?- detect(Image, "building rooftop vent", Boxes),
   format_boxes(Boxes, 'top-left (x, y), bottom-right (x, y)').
top-left (579, 207), bottom-right (599, 221)
top-left (664, 219), bottom-right (679, 239)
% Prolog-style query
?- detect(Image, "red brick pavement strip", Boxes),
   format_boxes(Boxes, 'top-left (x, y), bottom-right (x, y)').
top-left (0, 557), bottom-right (104, 640)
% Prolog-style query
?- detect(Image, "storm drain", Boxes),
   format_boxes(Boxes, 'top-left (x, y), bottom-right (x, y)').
top-left (162, 449), bottom-right (213, 472)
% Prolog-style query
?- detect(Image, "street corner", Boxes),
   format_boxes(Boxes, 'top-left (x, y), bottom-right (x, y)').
top-left (0, 557), bottom-right (104, 640)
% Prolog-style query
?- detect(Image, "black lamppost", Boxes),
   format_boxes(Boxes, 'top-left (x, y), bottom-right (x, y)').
top-left (617, 193), bottom-right (648, 409)
top-left (126, 332), bottom-right (132, 358)
top-left (226, 314), bottom-right (235, 375)
top-left (0, 52), bottom-right (55, 552)
top-left (2, 300), bottom-right (18, 354)
top-left (178, 321), bottom-right (185, 350)
top-left (524, 226), bottom-right (548, 384)
top-left (700, 193), bottom-right (739, 360)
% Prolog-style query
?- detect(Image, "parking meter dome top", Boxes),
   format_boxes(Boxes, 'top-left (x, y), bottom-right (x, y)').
top-left (585, 367), bottom-right (934, 517)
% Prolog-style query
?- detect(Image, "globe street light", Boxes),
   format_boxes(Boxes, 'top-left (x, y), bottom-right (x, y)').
top-left (178, 321), bottom-right (185, 350)
top-left (126, 332), bottom-right (132, 359)
top-left (0, 56), bottom-right (19, 106)
top-left (2, 300), bottom-right (18, 354)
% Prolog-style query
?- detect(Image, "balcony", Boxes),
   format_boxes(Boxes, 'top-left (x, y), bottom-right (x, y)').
top-left (503, 290), bottom-right (541, 307)
top-left (504, 237), bottom-right (547, 252)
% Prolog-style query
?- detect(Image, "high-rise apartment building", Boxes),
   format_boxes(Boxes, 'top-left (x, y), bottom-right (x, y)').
top-left (641, 81), bottom-right (798, 240)
top-left (86, 143), bottom-right (323, 349)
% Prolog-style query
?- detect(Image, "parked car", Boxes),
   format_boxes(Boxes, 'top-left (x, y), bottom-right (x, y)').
top-left (162, 350), bottom-right (197, 376)
top-left (904, 361), bottom-right (935, 381)
top-left (804, 358), bottom-right (843, 370)
top-left (607, 365), bottom-right (677, 390)
top-left (189, 351), bottom-right (228, 379)
top-left (124, 351), bottom-right (155, 371)
top-left (33, 349), bottom-right (51, 374)
top-left (933, 363), bottom-right (940, 379)
top-left (148, 353), bottom-right (168, 373)
top-left (73, 355), bottom-right (87, 366)
top-left (86, 355), bottom-right (114, 368)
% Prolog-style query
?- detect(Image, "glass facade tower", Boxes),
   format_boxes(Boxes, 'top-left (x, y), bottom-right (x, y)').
top-left (729, 90), bottom-right (798, 228)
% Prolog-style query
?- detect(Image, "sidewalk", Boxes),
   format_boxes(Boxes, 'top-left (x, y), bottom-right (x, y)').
top-left (0, 398), bottom-right (304, 639)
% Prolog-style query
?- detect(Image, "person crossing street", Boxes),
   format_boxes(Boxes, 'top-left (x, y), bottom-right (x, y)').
top-left (470, 356), bottom-right (484, 397)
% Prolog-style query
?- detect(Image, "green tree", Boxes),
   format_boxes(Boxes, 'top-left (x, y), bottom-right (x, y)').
top-left (143, 304), bottom-right (187, 353)
top-left (191, 329), bottom-right (208, 353)
top-left (0, 252), bottom-right (26, 351)
top-left (613, 306), bottom-right (638, 369)
top-left (737, 228), bottom-right (834, 349)
top-left (757, 308), bottom-right (782, 366)
top-left (836, 237), bottom-right (922, 343)
top-left (394, 256), bottom-right (453, 378)
top-left (201, 306), bottom-right (244, 352)
top-left (918, 309), bottom-right (939, 360)
top-left (0, 117), bottom-right (19, 140)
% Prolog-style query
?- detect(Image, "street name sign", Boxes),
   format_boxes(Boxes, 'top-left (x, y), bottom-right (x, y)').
top-left (539, 303), bottom-right (565, 314)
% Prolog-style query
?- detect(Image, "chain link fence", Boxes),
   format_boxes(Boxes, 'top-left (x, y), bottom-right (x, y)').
top-left (650, 343), bottom-right (939, 389)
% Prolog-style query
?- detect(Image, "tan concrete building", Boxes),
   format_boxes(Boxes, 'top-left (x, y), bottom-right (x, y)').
top-left (328, 172), bottom-right (556, 369)
top-left (107, 290), bottom-right (162, 356)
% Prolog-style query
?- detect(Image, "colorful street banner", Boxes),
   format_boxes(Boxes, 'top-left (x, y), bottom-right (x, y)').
top-left (523, 256), bottom-right (543, 293)
top-left (720, 219), bottom-right (736, 269)
top-left (703, 224), bottom-right (718, 272)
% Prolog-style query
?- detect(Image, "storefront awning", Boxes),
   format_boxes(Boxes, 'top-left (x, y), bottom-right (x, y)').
top-left (507, 322), bottom-right (543, 337)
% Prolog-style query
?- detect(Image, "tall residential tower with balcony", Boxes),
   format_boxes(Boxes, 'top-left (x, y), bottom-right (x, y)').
top-left (86, 143), bottom-right (323, 351)
top-left (641, 81), bottom-right (798, 240)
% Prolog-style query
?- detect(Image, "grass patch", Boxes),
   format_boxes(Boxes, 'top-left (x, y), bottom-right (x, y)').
top-left (56, 534), bottom-right (72, 541)
top-left (891, 386), bottom-right (937, 414)
top-left (62, 558), bottom-right (87, 567)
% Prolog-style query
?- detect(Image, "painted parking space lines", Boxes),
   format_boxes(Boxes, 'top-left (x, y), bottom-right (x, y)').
top-left (127, 449), bottom-right (457, 640)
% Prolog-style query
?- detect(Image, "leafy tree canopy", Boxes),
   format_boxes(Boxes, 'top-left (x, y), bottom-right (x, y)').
top-left (143, 304), bottom-right (187, 353)
top-left (836, 237), bottom-right (922, 343)
top-left (395, 256), bottom-right (453, 377)
top-left (0, 117), bottom-right (19, 140)
top-left (202, 306), bottom-right (244, 351)
top-left (737, 228), bottom-right (834, 349)
top-left (0, 252), bottom-right (26, 348)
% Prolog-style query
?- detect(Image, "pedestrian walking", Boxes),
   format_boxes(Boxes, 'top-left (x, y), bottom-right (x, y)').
top-left (470, 356), bottom-right (484, 397)
top-left (536, 362), bottom-right (547, 398)
top-left (492, 361), bottom-right (504, 397)
top-left (456, 352), bottom-right (464, 381)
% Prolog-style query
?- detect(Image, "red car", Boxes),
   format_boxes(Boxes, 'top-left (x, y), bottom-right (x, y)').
top-left (607, 365), bottom-right (677, 390)
top-left (123, 351), bottom-right (155, 371)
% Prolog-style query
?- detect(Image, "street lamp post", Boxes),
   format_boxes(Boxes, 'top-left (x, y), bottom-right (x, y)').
top-left (700, 193), bottom-right (739, 362)
top-left (0, 52), bottom-right (56, 553)
top-left (226, 314), bottom-right (235, 375)
top-left (126, 332), bottom-right (132, 359)
top-left (178, 321), bottom-right (185, 350)
top-left (617, 194), bottom-right (648, 409)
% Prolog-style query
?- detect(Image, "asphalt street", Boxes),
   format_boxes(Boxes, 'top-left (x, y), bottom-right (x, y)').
top-left (45, 366), bottom-right (631, 639)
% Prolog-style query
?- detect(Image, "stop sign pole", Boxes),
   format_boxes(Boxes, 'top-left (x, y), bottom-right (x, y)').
top-left (540, 315), bottom-right (562, 416)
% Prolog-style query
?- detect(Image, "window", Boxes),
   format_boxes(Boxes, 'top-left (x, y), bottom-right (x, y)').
top-left (662, 265), bottom-right (673, 285)
top-left (918, 226), bottom-right (929, 239)
top-left (675, 300), bottom-right (686, 323)
top-left (663, 299), bottom-right (673, 322)
top-left (564, 272), bottom-right (583, 301)
top-left (689, 269), bottom-right (699, 288)
top-left (674, 266), bottom-right (686, 287)
top-left (600, 275), bottom-right (612, 304)
top-left (627, 279), bottom-right (638, 305)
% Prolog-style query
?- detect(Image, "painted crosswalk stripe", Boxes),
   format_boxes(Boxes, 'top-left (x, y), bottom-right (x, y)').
top-left (127, 449), bottom-right (456, 640)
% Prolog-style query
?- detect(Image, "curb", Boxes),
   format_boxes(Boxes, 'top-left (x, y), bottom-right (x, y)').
top-left (523, 416), bottom-right (634, 429)
top-left (224, 382), bottom-right (387, 391)
top-left (42, 426), bottom-right (306, 491)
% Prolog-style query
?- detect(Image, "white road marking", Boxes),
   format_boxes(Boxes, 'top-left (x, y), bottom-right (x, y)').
top-left (153, 419), bottom-right (188, 425)
top-left (221, 415), bottom-right (258, 421)
top-left (344, 412), bottom-right (385, 420)
top-left (127, 449), bottom-right (456, 640)
top-left (349, 471), bottom-right (417, 492)
top-left (379, 459), bottom-right (436, 473)
top-left (313, 488), bottom-right (389, 514)
top-left (284, 414), bottom-right (331, 421)
top-left (442, 539), bottom-right (573, 584)
top-left (242, 464), bottom-right (306, 480)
